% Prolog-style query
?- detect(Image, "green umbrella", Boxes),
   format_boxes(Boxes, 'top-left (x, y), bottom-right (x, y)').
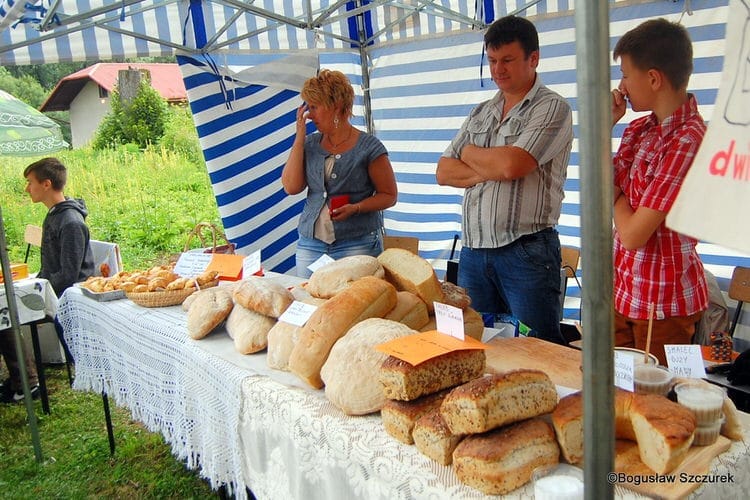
top-left (0, 88), bottom-right (68, 156)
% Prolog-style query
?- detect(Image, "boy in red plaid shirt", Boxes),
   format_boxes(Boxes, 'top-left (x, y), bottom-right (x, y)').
top-left (610, 19), bottom-right (708, 364)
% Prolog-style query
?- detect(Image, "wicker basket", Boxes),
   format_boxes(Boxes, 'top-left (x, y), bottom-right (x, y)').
top-left (126, 280), bottom-right (219, 308)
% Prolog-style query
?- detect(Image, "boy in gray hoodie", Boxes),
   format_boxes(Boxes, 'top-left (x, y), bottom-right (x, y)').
top-left (1, 157), bottom-right (94, 403)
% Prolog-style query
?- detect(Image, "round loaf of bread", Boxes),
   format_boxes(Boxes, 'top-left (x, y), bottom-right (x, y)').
top-left (321, 318), bottom-right (416, 415)
top-left (233, 276), bottom-right (294, 318)
top-left (226, 303), bottom-right (277, 354)
top-left (304, 255), bottom-right (385, 299)
top-left (186, 287), bottom-right (234, 339)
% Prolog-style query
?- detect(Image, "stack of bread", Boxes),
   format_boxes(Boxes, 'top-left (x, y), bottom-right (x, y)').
top-left (380, 354), bottom-right (561, 495)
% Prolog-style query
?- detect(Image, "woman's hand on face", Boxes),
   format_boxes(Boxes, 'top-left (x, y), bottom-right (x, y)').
top-left (329, 203), bottom-right (359, 221)
top-left (296, 104), bottom-right (309, 137)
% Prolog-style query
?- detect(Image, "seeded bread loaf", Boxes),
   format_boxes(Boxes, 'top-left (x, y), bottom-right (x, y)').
top-left (381, 389), bottom-right (451, 445)
top-left (377, 248), bottom-right (445, 313)
top-left (379, 349), bottom-right (486, 401)
top-left (440, 369), bottom-right (558, 435)
top-left (320, 319), bottom-right (416, 415)
top-left (384, 291), bottom-right (430, 330)
top-left (288, 276), bottom-right (398, 389)
top-left (452, 418), bottom-right (560, 495)
top-left (304, 255), bottom-right (385, 299)
top-left (233, 276), bottom-right (294, 318)
top-left (413, 408), bottom-right (464, 465)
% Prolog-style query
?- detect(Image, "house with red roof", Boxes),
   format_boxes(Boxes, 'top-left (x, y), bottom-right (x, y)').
top-left (41, 63), bottom-right (187, 148)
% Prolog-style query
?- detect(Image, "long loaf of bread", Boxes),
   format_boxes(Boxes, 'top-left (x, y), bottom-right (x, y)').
top-left (288, 276), bottom-right (397, 389)
top-left (440, 369), bottom-right (558, 434)
top-left (453, 418), bottom-right (560, 495)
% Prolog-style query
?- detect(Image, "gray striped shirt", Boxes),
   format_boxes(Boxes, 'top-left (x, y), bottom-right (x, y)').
top-left (443, 76), bottom-right (573, 248)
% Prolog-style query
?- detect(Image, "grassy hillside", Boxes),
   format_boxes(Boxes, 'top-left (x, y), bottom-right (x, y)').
top-left (2, 146), bottom-right (221, 272)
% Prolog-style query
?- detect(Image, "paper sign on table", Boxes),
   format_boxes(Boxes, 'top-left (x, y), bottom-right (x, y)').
top-left (665, 344), bottom-right (707, 378)
top-left (433, 302), bottom-right (465, 340)
top-left (277, 301), bottom-right (318, 327)
top-left (243, 250), bottom-right (263, 277)
top-left (174, 252), bottom-right (213, 277)
top-left (375, 330), bottom-right (488, 366)
top-left (205, 253), bottom-right (245, 281)
top-left (307, 254), bottom-right (335, 273)
top-left (614, 350), bottom-right (635, 392)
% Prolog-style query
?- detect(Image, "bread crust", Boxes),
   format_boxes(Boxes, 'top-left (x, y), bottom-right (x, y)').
top-left (440, 369), bottom-right (558, 434)
top-left (381, 389), bottom-right (450, 445)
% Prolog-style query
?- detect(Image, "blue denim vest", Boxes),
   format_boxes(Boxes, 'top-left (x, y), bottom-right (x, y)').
top-left (298, 131), bottom-right (387, 241)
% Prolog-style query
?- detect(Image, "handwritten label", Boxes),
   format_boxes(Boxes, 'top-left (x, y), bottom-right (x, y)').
top-left (433, 302), bottom-right (465, 340)
top-left (665, 344), bottom-right (706, 378)
top-left (277, 300), bottom-right (318, 327)
top-left (307, 254), bottom-right (335, 273)
top-left (173, 252), bottom-right (212, 277)
top-left (243, 250), bottom-right (262, 277)
top-left (614, 350), bottom-right (635, 392)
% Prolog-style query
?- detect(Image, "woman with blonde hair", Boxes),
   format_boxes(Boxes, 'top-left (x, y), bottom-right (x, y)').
top-left (282, 69), bottom-right (397, 277)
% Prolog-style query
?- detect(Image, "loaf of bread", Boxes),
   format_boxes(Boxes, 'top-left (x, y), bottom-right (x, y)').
top-left (453, 418), bottom-right (560, 495)
top-left (233, 276), bottom-right (294, 318)
top-left (182, 282), bottom-right (239, 311)
top-left (462, 307), bottom-right (484, 341)
top-left (266, 294), bottom-right (326, 371)
top-left (379, 349), bottom-right (486, 401)
top-left (289, 276), bottom-right (398, 389)
top-left (384, 291), bottom-right (430, 330)
top-left (381, 389), bottom-right (450, 445)
top-left (413, 408), bottom-right (464, 465)
top-left (440, 281), bottom-right (471, 310)
top-left (377, 248), bottom-right (445, 313)
top-left (321, 319), bottom-right (416, 415)
top-left (304, 255), bottom-right (384, 299)
top-left (186, 287), bottom-right (234, 339)
top-left (440, 370), bottom-right (557, 435)
top-left (552, 389), bottom-right (695, 474)
top-left (629, 393), bottom-right (695, 474)
top-left (226, 303), bottom-right (277, 354)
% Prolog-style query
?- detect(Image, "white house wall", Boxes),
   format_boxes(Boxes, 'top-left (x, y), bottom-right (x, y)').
top-left (68, 81), bottom-right (111, 148)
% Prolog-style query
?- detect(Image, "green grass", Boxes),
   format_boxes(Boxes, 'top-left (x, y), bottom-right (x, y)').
top-left (0, 365), bottom-right (219, 499)
top-left (1, 146), bottom-right (222, 272)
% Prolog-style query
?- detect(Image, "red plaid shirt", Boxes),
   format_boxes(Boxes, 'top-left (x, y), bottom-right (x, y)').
top-left (613, 94), bottom-right (708, 320)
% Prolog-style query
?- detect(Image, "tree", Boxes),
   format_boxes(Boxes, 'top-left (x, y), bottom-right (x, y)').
top-left (92, 77), bottom-right (169, 149)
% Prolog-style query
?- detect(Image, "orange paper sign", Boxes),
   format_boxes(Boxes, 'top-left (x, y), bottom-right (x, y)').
top-left (375, 330), bottom-right (488, 366)
top-left (205, 253), bottom-right (246, 281)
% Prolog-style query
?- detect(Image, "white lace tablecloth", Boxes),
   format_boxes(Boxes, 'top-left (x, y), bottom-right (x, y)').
top-left (56, 286), bottom-right (750, 500)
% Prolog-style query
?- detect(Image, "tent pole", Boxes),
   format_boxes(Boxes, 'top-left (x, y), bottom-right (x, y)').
top-left (354, 0), bottom-right (374, 134)
top-left (574, 2), bottom-right (615, 499)
top-left (0, 207), bottom-right (43, 462)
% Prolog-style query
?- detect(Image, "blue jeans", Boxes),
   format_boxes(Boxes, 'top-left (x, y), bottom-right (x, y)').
top-left (295, 231), bottom-right (383, 278)
top-left (458, 228), bottom-right (564, 344)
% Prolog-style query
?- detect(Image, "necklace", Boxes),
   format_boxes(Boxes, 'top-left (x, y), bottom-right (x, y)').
top-left (325, 126), bottom-right (353, 159)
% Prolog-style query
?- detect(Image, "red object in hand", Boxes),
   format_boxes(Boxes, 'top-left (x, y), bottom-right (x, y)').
top-left (329, 194), bottom-right (350, 213)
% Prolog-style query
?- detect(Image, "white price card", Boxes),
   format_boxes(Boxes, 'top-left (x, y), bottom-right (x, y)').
top-left (433, 302), bottom-right (465, 340)
top-left (614, 350), bottom-right (635, 392)
top-left (665, 344), bottom-right (706, 378)
top-left (243, 250), bottom-right (262, 277)
top-left (307, 254), bottom-right (335, 273)
top-left (173, 252), bottom-right (213, 277)
top-left (277, 301), bottom-right (318, 327)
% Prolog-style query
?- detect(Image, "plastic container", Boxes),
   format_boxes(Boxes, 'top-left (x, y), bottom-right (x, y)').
top-left (673, 383), bottom-right (725, 425)
top-left (634, 365), bottom-right (673, 395)
top-left (693, 416), bottom-right (725, 446)
top-left (533, 463), bottom-right (584, 500)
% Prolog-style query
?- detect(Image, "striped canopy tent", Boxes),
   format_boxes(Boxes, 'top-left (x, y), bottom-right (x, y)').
top-left (4, 1), bottom-right (750, 496)
top-left (1, 0), bottom-right (747, 325)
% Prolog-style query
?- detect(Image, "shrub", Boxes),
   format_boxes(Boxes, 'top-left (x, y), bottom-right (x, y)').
top-left (92, 78), bottom-right (169, 150)
top-left (158, 104), bottom-right (204, 166)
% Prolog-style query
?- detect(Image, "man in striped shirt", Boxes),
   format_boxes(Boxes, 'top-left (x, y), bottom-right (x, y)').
top-left (611, 19), bottom-right (708, 364)
top-left (437, 15), bottom-right (573, 344)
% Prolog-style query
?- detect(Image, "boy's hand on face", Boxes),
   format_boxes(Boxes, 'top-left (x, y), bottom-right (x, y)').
top-left (611, 89), bottom-right (627, 127)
